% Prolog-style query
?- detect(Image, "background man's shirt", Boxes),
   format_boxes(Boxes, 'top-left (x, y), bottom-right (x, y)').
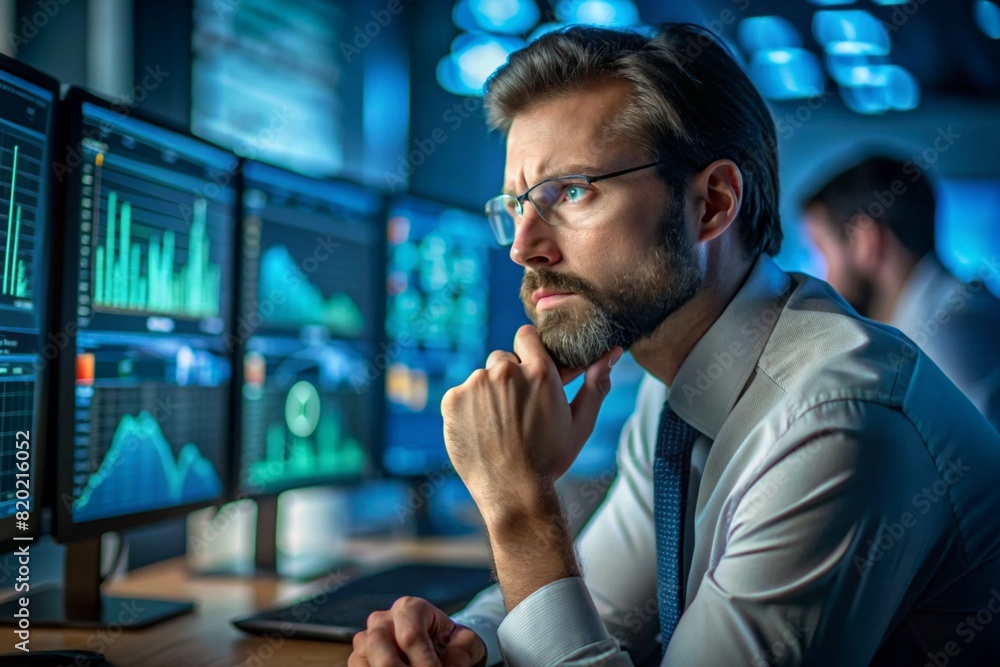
top-left (890, 252), bottom-right (1000, 430)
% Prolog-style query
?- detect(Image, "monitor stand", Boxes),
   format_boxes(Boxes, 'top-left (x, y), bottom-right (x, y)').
top-left (0, 537), bottom-right (193, 629)
top-left (189, 494), bottom-right (356, 581)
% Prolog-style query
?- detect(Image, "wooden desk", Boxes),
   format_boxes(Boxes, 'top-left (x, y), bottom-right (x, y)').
top-left (27, 536), bottom-right (492, 667)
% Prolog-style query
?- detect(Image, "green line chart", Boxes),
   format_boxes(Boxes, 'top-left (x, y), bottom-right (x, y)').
top-left (72, 382), bottom-right (226, 522)
top-left (72, 410), bottom-right (222, 522)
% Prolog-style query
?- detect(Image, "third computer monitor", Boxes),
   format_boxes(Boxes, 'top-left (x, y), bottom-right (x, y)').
top-left (235, 160), bottom-right (385, 497)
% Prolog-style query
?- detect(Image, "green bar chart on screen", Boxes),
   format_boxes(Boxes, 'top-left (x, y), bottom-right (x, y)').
top-left (93, 189), bottom-right (221, 318)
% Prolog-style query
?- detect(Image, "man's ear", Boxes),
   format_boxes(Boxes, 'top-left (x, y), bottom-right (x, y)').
top-left (689, 159), bottom-right (743, 244)
top-left (844, 213), bottom-right (883, 274)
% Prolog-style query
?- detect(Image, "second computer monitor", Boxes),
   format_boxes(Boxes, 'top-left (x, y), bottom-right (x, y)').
top-left (236, 161), bottom-right (384, 496)
top-left (53, 88), bottom-right (237, 541)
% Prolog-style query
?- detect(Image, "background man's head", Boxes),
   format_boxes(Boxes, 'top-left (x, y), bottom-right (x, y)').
top-left (483, 23), bottom-right (782, 368)
top-left (803, 155), bottom-right (937, 316)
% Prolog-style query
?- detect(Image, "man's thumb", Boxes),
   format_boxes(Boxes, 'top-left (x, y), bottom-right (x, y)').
top-left (569, 347), bottom-right (622, 430)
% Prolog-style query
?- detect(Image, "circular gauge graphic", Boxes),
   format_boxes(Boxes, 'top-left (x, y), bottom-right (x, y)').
top-left (285, 380), bottom-right (321, 438)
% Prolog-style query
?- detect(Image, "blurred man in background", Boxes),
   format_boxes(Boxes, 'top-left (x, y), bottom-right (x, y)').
top-left (803, 156), bottom-right (1000, 431)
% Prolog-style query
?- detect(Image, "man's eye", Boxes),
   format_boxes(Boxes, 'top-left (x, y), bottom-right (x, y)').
top-left (564, 185), bottom-right (587, 203)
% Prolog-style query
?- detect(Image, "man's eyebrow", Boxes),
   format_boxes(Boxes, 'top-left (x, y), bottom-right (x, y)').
top-left (502, 163), bottom-right (601, 195)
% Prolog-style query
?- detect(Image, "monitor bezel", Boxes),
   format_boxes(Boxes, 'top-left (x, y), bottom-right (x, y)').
top-left (230, 158), bottom-right (387, 499)
top-left (0, 53), bottom-right (60, 547)
top-left (52, 85), bottom-right (238, 543)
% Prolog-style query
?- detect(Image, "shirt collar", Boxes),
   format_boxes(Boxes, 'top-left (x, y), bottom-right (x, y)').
top-left (668, 254), bottom-right (792, 440)
top-left (890, 253), bottom-right (948, 330)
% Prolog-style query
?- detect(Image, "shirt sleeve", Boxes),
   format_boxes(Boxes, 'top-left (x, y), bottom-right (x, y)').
top-left (663, 401), bottom-right (949, 666)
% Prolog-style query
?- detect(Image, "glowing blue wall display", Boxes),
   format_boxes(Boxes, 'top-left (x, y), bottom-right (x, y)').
top-left (452, 0), bottom-right (540, 34)
top-left (750, 48), bottom-right (825, 100)
top-left (729, 5), bottom-right (927, 114)
top-left (838, 65), bottom-right (919, 113)
top-left (738, 16), bottom-right (802, 53)
top-left (440, 0), bottom-right (641, 96)
top-left (437, 34), bottom-right (525, 97)
top-left (813, 10), bottom-right (890, 55)
top-left (554, 0), bottom-right (639, 26)
top-left (976, 0), bottom-right (1000, 39)
top-left (191, 0), bottom-right (343, 176)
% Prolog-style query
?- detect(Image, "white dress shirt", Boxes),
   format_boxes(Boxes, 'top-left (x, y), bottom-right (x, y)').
top-left (890, 253), bottom-right (1000, 431)
top-left (453, 254), bottom-right (1000, 666)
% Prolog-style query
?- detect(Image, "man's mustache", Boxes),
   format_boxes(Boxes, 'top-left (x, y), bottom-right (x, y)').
top-left (520, 268), bottom-right (602, 305)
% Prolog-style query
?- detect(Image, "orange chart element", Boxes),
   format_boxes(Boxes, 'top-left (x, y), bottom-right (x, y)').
top-left (76, 352), bottom-right (95, 385)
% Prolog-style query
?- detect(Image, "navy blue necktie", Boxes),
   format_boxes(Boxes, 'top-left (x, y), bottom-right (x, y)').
top-left (653, 401), bottom-right (699, 653)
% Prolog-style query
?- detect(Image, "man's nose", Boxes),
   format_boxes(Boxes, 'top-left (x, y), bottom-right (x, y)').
top-left (510, 204), bottom-right (560, 269)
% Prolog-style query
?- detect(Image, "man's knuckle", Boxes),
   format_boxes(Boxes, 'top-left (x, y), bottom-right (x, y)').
top-left (441, 388), bottom-right (456, 410)
top-left (393, 595), bottom-right (417, 611)
top-left (490, 359), bottom-right (517, 379)
top-left (395, 622), bottom-right (423, 648)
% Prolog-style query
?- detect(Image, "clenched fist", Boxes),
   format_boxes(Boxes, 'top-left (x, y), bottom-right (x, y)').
top-left (348, 596), bottom-right (487, 667)
top-left (441, 325), bottom-right (622, 523)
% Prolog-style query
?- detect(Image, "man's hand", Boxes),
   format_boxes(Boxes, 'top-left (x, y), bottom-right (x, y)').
top-left (441, 325), bottom-right (622, 519)
top-left (348, 596), bottom-right (487, 667)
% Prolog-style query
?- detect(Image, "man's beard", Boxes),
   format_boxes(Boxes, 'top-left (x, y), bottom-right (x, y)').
top-left (520, 199), bottom-right (702, 369)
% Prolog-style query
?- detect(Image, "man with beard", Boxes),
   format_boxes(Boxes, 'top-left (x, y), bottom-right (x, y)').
top-left (348, 24), bottom-right (1000, 667)
top-left (803, 156), bottom-right (1000, 431)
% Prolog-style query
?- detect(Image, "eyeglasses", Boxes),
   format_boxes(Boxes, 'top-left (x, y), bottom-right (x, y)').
top-left (484, 160), bottom-right (664, 246)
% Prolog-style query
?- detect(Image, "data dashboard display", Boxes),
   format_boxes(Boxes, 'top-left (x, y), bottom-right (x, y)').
top-left (0, 66), bottom-right (53, 522)
top-left (237, 162), bottom-right (382, 494)
top-left (63, 98), bottom-right (235, 524)
top-left (382, 198), bottom-right (491, 476)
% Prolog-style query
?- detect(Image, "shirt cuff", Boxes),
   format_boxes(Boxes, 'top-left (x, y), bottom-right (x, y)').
top-left (497, 576), bottom-right (620, 666)
top-left (451, 610), bottom-right (503, 666)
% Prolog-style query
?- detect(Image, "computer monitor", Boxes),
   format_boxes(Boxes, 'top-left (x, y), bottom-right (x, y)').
top-left (382, 196), bottom-right (522, 479)
top-left (0, 54), bottom-right (58, 548)
top-left (224, 160), bottom-right (384, 575)
top-left (44, 87), bottom-right (238, 626)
